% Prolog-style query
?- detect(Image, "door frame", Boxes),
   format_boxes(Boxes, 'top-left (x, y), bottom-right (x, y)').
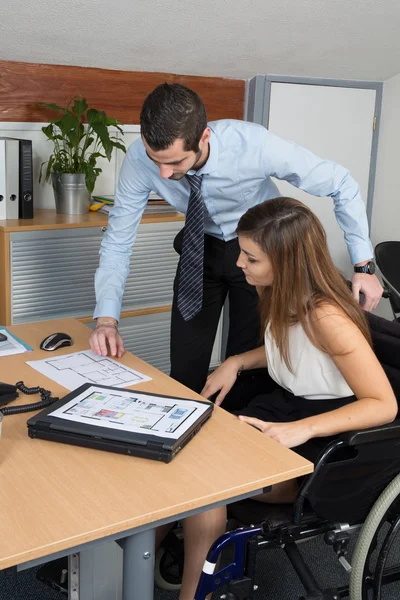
top-left (244, 74), bottom-right (383, 225)
top-left (221, 75), bottom-right (383, 362)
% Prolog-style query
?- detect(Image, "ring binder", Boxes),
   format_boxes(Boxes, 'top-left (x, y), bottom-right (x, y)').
top-left (0, 138), bottom-right (19, 220)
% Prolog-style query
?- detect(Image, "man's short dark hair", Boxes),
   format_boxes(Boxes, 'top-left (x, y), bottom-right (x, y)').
top-left (140, 83), bottom-right (207, 152)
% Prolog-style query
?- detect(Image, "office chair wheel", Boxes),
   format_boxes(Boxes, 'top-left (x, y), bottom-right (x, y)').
top-left (154, 530), bottom-right (184, 591)
top-left (350, 472), bottom-right (400, 599)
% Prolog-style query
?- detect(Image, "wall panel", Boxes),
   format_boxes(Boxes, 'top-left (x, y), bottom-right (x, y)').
top-left (0, 61), bottom-right (245, 123)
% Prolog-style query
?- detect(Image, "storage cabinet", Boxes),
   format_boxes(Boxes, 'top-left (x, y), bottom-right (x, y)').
top-left (9, 220), bottom-right (182, 323)
top-left (0, 209), bottom-right (223, 374)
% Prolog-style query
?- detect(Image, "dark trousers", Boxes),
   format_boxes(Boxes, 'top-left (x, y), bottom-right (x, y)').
top-left (170, 230), bottom-right (261, 393)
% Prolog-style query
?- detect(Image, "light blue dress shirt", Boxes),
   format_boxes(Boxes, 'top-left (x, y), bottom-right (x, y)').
top-left (94, 119), bottom-right (373, 320)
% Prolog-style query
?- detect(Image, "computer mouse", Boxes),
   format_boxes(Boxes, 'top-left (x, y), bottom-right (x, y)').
top-left (0, 333), bottom-right (7, 342)
top-left (40, 332), bottom-right (73, 351)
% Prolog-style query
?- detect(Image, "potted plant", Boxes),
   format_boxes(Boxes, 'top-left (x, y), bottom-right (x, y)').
top-left (38, 96), bottom-right (126, 214)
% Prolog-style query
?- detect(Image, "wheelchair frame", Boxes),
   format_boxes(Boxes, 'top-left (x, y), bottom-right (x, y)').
top-left (375, 241), bottom-right (400, 323)
top-left (194, 421), bottom-right (400, 600)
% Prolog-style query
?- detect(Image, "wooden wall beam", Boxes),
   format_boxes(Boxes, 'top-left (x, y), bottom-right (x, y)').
top-left (0, 61), bottom-right (245, 123)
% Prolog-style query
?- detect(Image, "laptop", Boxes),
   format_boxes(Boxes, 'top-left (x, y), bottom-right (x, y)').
top-left (27, 383), bottom-right (213, 463)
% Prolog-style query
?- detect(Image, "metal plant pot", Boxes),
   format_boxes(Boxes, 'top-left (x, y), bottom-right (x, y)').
top-left (52, 173), bottom-right (91, 215)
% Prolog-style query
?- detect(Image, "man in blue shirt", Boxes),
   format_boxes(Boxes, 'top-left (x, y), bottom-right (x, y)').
top-left (90, 83), bottom-right (383, 393)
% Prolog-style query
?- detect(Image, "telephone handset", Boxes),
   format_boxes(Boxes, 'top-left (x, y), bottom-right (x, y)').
top-left (0, 381), bottom-right (58, 416)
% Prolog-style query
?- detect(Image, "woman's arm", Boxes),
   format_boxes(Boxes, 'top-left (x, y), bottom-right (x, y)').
top-left (303, 305), bottom-right (398, 436)
top-left (201, 345), bottom-right (267, 406)
top-left (239, 306), bottom-right (397, 448)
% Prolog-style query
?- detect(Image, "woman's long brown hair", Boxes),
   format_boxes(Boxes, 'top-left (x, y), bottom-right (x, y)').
top-left (237, 197), bottom-right (372, 370)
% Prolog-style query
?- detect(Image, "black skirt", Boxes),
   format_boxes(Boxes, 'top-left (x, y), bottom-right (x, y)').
top-left (223, 369), bottom-right (356, 463)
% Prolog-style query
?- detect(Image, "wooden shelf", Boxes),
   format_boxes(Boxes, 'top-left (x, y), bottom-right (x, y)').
top-left (0, 208), bottom-right (184, 232)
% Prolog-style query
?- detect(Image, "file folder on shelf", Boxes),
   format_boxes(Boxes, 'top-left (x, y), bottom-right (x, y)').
top-left (0, 139), bottom-right (19, 220)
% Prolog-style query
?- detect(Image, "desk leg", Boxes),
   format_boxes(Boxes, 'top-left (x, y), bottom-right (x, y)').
top-left (79, 541), bottom-right (123, 600)
top-left (123, 529), bottom-right (155, 600)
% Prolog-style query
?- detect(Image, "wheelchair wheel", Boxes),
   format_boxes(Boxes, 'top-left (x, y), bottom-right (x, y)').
top-left (154, 530), bottom-right (184, 592)
top-left (350, 472), bottom-right (400, 599)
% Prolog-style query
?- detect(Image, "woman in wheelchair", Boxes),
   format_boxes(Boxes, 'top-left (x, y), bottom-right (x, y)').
top-left (160, 197), bottom-right (398, 600)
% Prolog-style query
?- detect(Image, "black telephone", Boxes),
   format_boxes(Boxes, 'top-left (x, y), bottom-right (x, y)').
top-left (0, 381), bottom-right (58, 416)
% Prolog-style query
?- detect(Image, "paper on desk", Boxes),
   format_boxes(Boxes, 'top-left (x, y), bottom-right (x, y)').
top-left (0, 328), bottom-right (33, 356)
top-left (26, 350), bottom-right (152, 391)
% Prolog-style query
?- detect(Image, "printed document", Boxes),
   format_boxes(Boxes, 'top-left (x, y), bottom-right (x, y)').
top-left (49, 385), bottom-right (209, 440)
top-left (0, 328), bottom-right (32, 357)
top-left (27, 350), bottom-right (152, 390)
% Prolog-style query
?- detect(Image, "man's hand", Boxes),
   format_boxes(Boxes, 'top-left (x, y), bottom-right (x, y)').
top-left (351, 272), bottom-right (383, 312)
top-left (89, 318), bottom-right (125, 358)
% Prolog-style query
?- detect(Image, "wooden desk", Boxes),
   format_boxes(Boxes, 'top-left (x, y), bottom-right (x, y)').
top-left (0, 319), bottom-right (313, 600)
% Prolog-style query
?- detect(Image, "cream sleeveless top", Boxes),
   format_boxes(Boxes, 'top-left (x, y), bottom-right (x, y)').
top-left (264, 322), bottom-right (353, 400)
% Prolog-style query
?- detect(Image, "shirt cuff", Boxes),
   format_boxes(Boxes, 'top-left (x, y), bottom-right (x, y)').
top-left (348, 241), bottom-right (375, 266)
top-left (93, 301), bottom-right (121, 322)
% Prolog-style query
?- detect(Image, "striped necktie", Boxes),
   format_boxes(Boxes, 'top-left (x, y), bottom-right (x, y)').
top-left (177, 174), bottom-right (204, 321)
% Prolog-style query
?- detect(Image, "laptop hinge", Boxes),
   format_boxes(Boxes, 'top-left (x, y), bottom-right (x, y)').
top-left (147, 441), bottom-right (167, 450)
top-left (38, 422), bottom-right (52, 431)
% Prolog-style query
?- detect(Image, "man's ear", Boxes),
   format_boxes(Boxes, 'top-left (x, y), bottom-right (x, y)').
top-left (200, 127), bottom-right (211, 145)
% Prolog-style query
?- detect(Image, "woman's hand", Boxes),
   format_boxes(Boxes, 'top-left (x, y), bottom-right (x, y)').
top-left (238, 416), bottom-right (313, 448)
top-left (201, 356), bottom-right (243, 406)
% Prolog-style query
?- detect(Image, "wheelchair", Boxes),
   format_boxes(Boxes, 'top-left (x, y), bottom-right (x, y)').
top-left (154, 312), bottom-right (400, 599)
top-left (193, 313), bottom-right (400, 600)
top-left (194, 420), bottom-right (400, 600)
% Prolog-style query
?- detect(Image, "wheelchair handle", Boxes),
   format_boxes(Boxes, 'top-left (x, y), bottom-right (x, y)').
top-left (358, 289), bottom-right (389, 305)
top-left (347, 280), bottom-right (389, 301)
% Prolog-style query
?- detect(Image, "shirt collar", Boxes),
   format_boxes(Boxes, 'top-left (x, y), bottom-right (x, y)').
top-left (187, 128), bottom-right (218, 176)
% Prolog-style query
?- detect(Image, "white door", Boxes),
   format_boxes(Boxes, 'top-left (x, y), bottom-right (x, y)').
top-left (268, 82), bottom-right (376, 280)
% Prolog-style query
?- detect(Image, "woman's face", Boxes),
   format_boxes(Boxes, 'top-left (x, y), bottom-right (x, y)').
top-left (237, 235), bottom-right (274, 287)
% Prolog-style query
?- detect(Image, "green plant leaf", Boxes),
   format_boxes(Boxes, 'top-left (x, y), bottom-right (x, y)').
top-left (67, 129), bottom-right (80, 149)
top-left (77, 123), bottom-right (85, 142)
top-left (85, 167), bottom-right (96, 194)
top-left (91, 121), bottom-right (113, 160)
top-left (109, 136), bottom-right (126, 148)
top-left (72, 97), bottom-right (88, 121)
top-left (104, 117), bottom-right (124, 133)
top-left (45, 155), bottom-right (55, 182)
top-left (87, 108), bottom-right (103, 124)
top-left (89, 152), bottom-right (106, 163)
top-left (41, 123), bottom-right (58, 140)
top-left (111, 141), bottom-right (127, 153)
top-left (58, 111), bottom-right (79, 138)
top-left (38, 160), bottom-right (47, 183)
top-left (104, 116), bottom-right (119, 126)
top-left (36, 102), bottom-right (66, 113)
top-left (84, 136), bottom-right (95, 149)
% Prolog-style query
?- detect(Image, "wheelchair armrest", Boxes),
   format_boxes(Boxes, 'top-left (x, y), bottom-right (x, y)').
top-left (339, 419), bottom-right (400, 446)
